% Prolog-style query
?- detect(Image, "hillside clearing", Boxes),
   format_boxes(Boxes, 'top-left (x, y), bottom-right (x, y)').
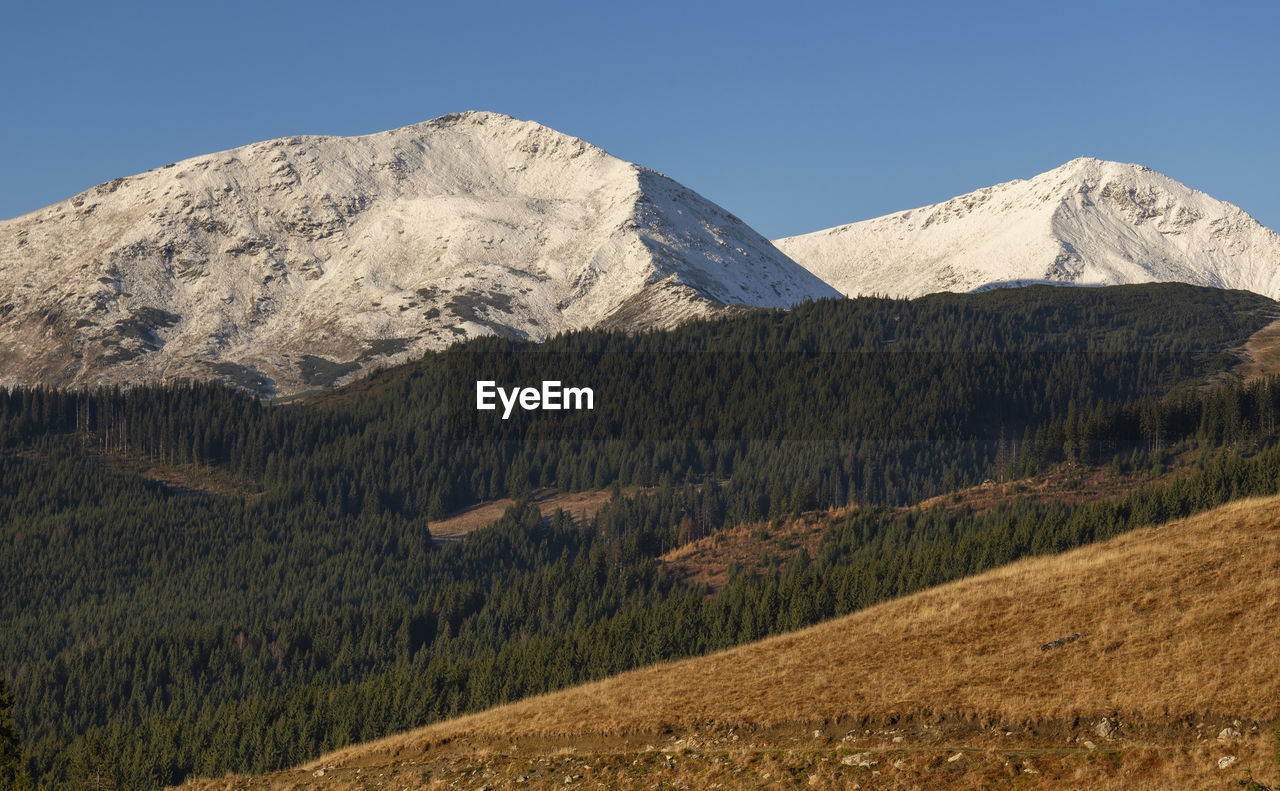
top-left (429, 487), bottom-right (644, 541)
top-left (177, 494), bottom-right (1280, 790)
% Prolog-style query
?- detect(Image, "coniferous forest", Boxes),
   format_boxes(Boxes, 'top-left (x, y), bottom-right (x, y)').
top-left (5, 283), bottom-right (1280, 788)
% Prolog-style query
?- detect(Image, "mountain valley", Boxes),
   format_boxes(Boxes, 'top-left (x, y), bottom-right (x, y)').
top-left (6, 114), bottom-right (1280, 791)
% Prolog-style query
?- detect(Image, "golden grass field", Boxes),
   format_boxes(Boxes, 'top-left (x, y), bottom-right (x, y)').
top-left (1238, 316), bottom-right (1280, 380)
top-left (177, 494), bottom-right (1280, 790)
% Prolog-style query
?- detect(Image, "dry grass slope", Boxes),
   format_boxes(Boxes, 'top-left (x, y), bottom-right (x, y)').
top-left (1239, 316), bottom-right (1280, 380)
top-left (178, 495), bottom-right (1280, 790)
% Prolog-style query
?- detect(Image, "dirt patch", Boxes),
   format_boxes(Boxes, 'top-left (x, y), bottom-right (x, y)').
top-left (430, 487), bottom-right (647, 541)
top-left (133, 461), bottom-right (264, 498)
top-left (662, 511), bottom-right (841, 591)
top-left (80, 446), bottom-right (263, 498)
top-left (911, 463), bottom-right (1191, 516)
top-left (664, 464), bottom-right (1192, 592)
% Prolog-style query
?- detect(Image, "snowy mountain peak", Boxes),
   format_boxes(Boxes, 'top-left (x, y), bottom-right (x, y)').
top-left (0, 113), bottom-right (837, 395)
top-left (777, 159), bottom-right (1280, 299)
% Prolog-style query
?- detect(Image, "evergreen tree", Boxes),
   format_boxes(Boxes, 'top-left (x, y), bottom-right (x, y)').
top-left (0, 677), bottom-right (31, 791)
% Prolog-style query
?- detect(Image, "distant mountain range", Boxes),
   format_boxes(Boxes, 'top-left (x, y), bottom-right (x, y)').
top-left (0, 112), bottom-right (836, 395)
top-left (775, 157), bottom-right (1280, 299)
top-left (3, 116), bottom-right (1279, 395)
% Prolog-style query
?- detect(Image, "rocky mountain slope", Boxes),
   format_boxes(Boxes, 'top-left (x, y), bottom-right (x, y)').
top-left (0, 112), bottom-right (837, 395)
top-left (176, 494), bottom-right (1280, 790)
top-left (776, 157), bottom-right (1280, 299)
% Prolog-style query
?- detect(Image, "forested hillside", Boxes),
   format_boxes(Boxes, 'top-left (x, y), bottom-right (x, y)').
top-left (188, 493), bottom-right (1280, 791)
top-left (4, 284), bottom-right (1280, 788)
top-left (6, 283), bottom-right (1272, 514)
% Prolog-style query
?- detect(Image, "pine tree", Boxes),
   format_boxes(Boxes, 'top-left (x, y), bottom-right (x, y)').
top-left (0, 677), bottom-right (31, 791)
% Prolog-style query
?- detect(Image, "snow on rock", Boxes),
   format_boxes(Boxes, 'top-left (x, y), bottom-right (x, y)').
top-left (0, 111), bottom-right (837, 396)
top-left (775, 157), bottom-right (1280, 300)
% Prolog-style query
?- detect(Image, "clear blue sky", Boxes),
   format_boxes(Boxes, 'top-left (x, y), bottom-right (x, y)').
top-left (3, 0), bottom-right (1277, 238)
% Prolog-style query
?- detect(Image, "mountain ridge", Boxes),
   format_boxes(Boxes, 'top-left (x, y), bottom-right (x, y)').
top-left (0, 111), bottom-right (837, 396)
top-left (776, 156), bottom-right (1280, 300)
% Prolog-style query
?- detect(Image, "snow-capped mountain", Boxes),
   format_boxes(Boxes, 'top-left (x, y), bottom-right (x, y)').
top-left (775, 157), bottom-right (1280, 300)
top-left (0, 111), bottom-right (838, 395)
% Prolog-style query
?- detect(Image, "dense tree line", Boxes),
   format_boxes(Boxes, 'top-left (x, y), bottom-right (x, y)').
top-left (14, 433), bottom-right (1280, 788)
top-left (1, 676), bottom-right (33, 790)
top-left (2, 283), bottom-right (1272, 517)
top-left (3, 283), bottom-right (1279, 788)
